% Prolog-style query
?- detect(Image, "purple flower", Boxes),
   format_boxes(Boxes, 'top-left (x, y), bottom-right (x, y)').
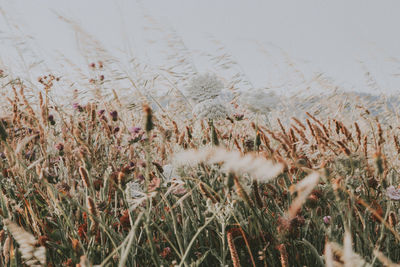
top-left (73, 103), bottom-right (83, 112)
top-left (233, 113), bottom-right (244, 121)
top-left (0, 152), bottom-right (6, 159)
top-left (97, 109), bottom-right (105, 116)
top-left (137, 174), bottom-right (145, 182)
top-left (129, 126), bottom-right (141, 134)
top-left (110, 110), bottom-right (118, 121)
top-left (323, 216), bottom-right (331, 225)
top-left (387, 186), bottom-right (400, 200)
top-left (48, 114), bottom-right (55, 125)
top-left (113, 126), bottom-right (120, 134)
top-left (55, 143), bottom-right (64, 151)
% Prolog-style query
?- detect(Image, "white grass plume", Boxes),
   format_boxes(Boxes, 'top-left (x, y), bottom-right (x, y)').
top-left (373, 250), bottom-right (400, 267)
top-left (174, 147), bottom-right (284, 182)
top-left (287, 172), bottom-right (319, 220)
top-left (327, 229), bottom-right (371, 267)
top-left (324, 241), bottom-right (334, 267)
top-left (3, 219), bottom-right (46, 266)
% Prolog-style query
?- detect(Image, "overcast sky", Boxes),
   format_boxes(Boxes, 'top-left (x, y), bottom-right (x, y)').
top-left (1, 0), bottom-right (400, 95)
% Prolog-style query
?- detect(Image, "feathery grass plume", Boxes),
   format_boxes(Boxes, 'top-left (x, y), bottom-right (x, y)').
top-left (287, 172), bottom-right (319, 220)
top-left (87, 197), bottom-right (99, 231)
top-left (186, 73), bottom-right (223, 103)
top-left (324, 241), bottom-right (334, 267)
top-left (198, 182), bottom-right (220, 204)
top-left (337, 140), bottom-right (351, 156)
top-left (0, 120), bottom-right (8, 142)
top-left (306, 119), bottom-right (316, 140)
top-left (233, 138), bottom-right (242, 152)
top-left (277, 244), bottom-right (289, 267)
top-left (174, 147), bottom-right (284, 182)
top-left (78, 255), bottom-right (92, 267)
top-left (172, 120), bottom-right (179, 138)
top-left (355, 122), bottom-right (362, 145)
top-left (3, 236), bottom-right (11, 265)
top-left (306, 112), bottom-right (327, 134)
top-left (277, 118), bottom-right (286, 135)
top-left (329, 241), bottom-right (370, 267)
top-left (393, 135), bottom-right (400, 155)
top-left (252, 180), bottom-right (263, 208)
top-left (178, 131), bottom-right (186, 146)
top-left (363, 135), bottom-right (368, 159)
top-left (227, 229), bottom-right (241, 267)
top-left (289, 128), bottom-right (298, 143)
top-left (259, 130), bottom-right (274, 152)
top-left (343, 229), bottom-right (371, 267)
top-left (292, 117), bottom-right (306, 131)
top-left (388, 211), bottom-right (397, 228)
top-left (374, 151), bottom-right (384, 175)
top-left (291, 124), bottom-right (308, 144)
top-left (117, 171), bottom-right (126, 186)
top-left (237, 227), bottom-right (256, 267)
top-left (3, 219), bottom-right (46, 266)
top-left (233, 175), bottom-right (254, 207)
top-left (143, 104), bottom-right (154, 132)
top-left (373, 250), bottom-right (400, 267)
top-left (377, 122), bottom-right (384, 146)
top-left (209, 120), bottom-right (220, 146)
top-left (79, 166), bottom-right (90, 188)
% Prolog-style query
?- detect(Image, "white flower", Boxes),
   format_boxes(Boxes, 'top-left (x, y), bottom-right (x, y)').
top-left (125, 181), bottom-right (144, 199)
top-left (192, 99), bottom-right (228, 120)
top-left (162, 164), bottom-right (179, 182)
top-left (162, 164), bottom-right (186, 196)
top-left (239, 88), bottom-right (278, 114)
top-left (386, 186), bottom-right (400, 200)
top-left (186, 73), bottom-right (224, 103)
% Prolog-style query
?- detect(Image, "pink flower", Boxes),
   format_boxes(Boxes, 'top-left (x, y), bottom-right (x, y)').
top-left (128, 126), bottom-right (141, 134)
top-left (323, 216), bottom-right (331, 225)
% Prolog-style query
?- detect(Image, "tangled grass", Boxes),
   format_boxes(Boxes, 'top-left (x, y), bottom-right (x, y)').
top-left (0, 70), bottom-right (400, 267)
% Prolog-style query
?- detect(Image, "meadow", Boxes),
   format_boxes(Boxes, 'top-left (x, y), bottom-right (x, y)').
top-left (1, 12), bottom-right (400, 267)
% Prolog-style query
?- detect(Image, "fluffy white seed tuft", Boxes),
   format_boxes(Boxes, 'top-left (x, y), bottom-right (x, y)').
top-left (192, 99), bottom-right (228, 120)
top-left (3, 219), bottom-right (46, 266)
top-left (174, 147), bottom-right (284, 182)
top-left (186, 73), bottom-right (224, 103)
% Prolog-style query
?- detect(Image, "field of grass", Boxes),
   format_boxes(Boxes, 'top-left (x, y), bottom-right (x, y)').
top-left (1, 66), bottom-right (400, 267)
top-left (1, 9), bottom-right (400, 266)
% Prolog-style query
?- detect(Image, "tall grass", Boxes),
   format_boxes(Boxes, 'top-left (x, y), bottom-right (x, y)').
top-left (1, 10), bottom-right (400, 267)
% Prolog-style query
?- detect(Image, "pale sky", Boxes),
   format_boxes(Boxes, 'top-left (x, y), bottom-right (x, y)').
top-left (1, 0), bottom-right (400, 95)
